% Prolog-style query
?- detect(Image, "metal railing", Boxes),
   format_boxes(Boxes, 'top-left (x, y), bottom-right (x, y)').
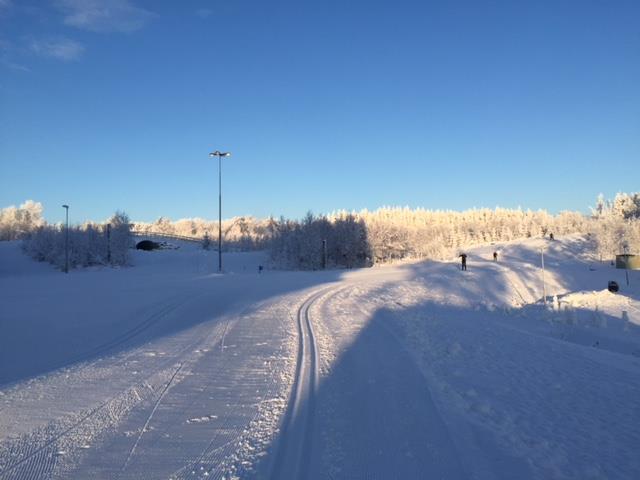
top-left (130, 230), bottom-right (204, 244)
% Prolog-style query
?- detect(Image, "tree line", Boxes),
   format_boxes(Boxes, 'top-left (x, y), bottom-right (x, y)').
top-left (22, 211), bottom-right (132, 270)
top-left (590, 192), bottom-right (640, 261)
top-left (2, 193), bottom-right (638, 271)
top-left (269, 207), bottom-right (590, 269)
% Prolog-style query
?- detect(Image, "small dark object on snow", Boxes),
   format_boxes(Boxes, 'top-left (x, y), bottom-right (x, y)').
top-left (258, 265), bottom-right (263, 274)
top-left (549, 233), bottom-right (554, 240)
top-left (136, 240), bottom-right (161, 251)
top-left (608, 281), bottom-right (619, 293)
top-left (459, 253), bottom-right (467, 271)
top-left (493, 251), bottom-right (498, 262)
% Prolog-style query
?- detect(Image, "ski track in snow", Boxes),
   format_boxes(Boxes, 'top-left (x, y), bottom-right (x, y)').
top-left (1, 236), bottom-right (640, 479)
top-left (119, 362), bottom-right (184, 473)
top-left (267, 286), bottom-right (339, 479)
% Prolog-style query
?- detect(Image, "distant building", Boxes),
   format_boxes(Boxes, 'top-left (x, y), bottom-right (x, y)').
top-left (616, 254), bottom-right (640, 270)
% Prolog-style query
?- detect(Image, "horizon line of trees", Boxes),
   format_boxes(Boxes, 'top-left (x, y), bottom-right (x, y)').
top-left (21, 211), bottom-right (132, 270)
top-left (2, 193), bottom-right (638, 270)
top-left (270, 207), bottom-right (591, 269)
top-left (590, 192), bottom-right (640, 261)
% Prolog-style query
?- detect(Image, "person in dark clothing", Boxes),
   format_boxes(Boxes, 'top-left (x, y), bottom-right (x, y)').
top-left (459, 253), bottom-right (467, 271)
top-left (549, 233), bottom-right (554, 240)
top-left (493, 251), bottom-right (498, 262)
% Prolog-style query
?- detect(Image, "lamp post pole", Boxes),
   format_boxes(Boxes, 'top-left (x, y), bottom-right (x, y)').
top-left (62, 204), bottom-right (69, 273)
top-left (208, 150), bottom-right (231, 273)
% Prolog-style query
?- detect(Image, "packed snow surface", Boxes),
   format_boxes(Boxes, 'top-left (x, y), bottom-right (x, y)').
top-left (0, 236), bottom-right (639, 479)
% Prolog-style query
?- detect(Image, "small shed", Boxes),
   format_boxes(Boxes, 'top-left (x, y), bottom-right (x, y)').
top-left (616, 254), bottom-right (640, 270)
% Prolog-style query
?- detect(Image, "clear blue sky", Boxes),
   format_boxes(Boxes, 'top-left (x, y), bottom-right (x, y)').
top-left (1, 0), bottom-right (638, 224)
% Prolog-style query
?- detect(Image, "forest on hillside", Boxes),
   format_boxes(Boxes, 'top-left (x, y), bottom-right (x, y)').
top-left (1, 193), bottom-right (638, 270)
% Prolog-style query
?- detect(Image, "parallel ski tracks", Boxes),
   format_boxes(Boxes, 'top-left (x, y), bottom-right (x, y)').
top-left (1, 287), bottom-right (348, 480)
top-left (269, 286), bottom-right (341, 480)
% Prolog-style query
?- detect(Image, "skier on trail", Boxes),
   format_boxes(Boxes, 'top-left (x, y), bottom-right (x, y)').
top-left (459, 253), bottom-right (467, 271)
top-left (493, 251), bottom-right (498, 262)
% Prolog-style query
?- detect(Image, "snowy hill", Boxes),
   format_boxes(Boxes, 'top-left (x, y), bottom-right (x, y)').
top-left (0, 235), bottom-right (639, 479)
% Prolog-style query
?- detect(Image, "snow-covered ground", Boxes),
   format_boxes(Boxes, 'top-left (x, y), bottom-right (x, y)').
top-left (1, 236), bottom-right (639, 479)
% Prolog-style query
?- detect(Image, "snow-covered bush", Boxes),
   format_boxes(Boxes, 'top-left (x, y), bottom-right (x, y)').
top-left (107, 211), bottom-right (132, 265)
top-left (22, 211), bottom-right (132, 270)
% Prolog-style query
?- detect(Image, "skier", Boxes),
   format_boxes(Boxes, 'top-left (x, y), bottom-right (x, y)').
top-left (459, 253), bottom-right (467, 271)
top-left (493, 251), bottom-right (498, 262)
top-left (549, 233), bottom-right (554, 240)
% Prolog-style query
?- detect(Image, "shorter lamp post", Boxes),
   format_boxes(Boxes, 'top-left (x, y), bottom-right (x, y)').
top-left (62, 204), bottom-right (69, 273)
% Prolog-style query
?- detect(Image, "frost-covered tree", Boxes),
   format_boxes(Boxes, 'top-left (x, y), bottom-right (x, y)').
top-left (612, 192), bottom-right (640, 220)
top-left (269, 212), bottom-right (371, 270)
top-left (23, 210), bottom-right (132, 270)
top-left (108, 211), bottom-right (132, 266)
top-left (268, 205), bottom-right (592, 268)
top-left (0, 200), bottom-right (45, 240)
top-left (590, 192), bottom-right (640, 260)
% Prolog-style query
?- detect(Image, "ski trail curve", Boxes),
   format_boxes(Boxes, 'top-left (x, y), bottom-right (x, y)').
top-left (268, 288), bottom-right (332, 480)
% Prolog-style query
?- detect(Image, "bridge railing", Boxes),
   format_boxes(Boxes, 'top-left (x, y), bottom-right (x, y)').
top-left (131, 230), bottom-right (204, 244)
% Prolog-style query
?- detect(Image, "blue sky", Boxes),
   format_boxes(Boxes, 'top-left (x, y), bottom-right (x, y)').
top-left (1, 0), bottom-right (638, 224)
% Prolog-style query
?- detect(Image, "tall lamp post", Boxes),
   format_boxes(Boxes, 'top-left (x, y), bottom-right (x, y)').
top-left (208, 150), bottom-right (231, 273)
top-left (62, 204), bottom-right (69, 274)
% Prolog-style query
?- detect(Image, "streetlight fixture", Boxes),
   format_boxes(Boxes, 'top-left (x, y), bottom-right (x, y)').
top-left (62, 204), bottom-right (69, 274)
top-left (208, 150), bottom-right (231, 273)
